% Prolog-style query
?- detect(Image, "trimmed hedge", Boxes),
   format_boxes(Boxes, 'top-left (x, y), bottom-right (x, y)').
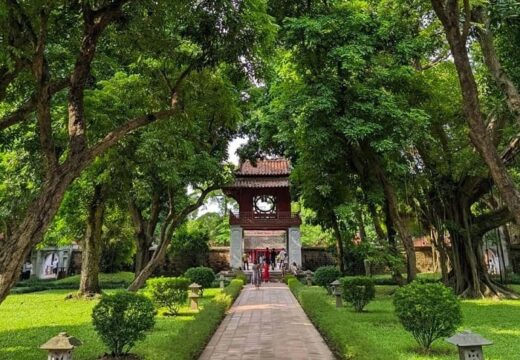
top-left (234, 269), bottom-right (247, 284)
top-left (222, 279), bottom-right (244, 301)
top-left (12, 272), bottom-right (134, 294)
top-left (167, 279), bottom-right (244, 360)
top-left (282, 274), bottom-right (297, 284)
top-left (288, 278), bottom-right (304, 297)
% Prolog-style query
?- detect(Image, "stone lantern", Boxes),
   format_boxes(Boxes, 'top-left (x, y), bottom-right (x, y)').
top-left (188, 283), bottom-right (202, 310)
top-left (305, 270), bottom-right (313, 286)
top-left (446, 330), bottom-right (493, 360)
top-left (40, 332), bottom-right (82, 360)
top-left (219, 274), bottom-right (225, 289)
top-left (330, 280), bottom-right (342, 308)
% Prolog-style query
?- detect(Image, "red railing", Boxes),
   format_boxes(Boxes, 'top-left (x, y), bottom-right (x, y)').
top-left (229, 211), bottom-right (301, 228)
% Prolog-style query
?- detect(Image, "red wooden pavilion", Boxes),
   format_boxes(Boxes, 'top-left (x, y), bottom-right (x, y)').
top-left (223, 158), bottom-right (302, 269)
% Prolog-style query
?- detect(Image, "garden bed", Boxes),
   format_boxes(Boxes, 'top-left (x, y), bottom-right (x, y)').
top-left (12, 272), bottom-right (135, 294)
top-left (0, 279), bottom-right (243, 359)
top-left (289, 281), bottom-right (520, 360)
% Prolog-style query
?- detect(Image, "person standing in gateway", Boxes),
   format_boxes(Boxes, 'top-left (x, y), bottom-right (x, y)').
top-left (242, 252), bottom-right (249, 270)
top-left (270, 248), bottom-right (277, 270)
top-left (261, 259), bottom-right (270, 283)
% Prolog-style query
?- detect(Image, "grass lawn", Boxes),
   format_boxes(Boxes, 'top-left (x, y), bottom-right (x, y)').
top-left (294, 284), bottom-right (520, 360)
top-left (12, 272), bottom-right (135, 293)
top-left (0, 287), bottom-right (223, 360)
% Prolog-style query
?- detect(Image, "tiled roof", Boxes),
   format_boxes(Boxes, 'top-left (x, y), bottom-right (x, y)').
top-left (236, 159), bottom-right (291, 176)
top-left (229, 177), bottom-right (289, 188)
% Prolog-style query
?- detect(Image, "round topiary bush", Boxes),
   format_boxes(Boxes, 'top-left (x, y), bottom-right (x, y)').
top-left (92, 291), bottom-right (156, 357)
top-left (145, 277), bottom-right (190, 315)
top-left (313, 266), bottom-right (341, 289)
top-left (184, 266), bottom-right (215, 294)
top-left (341, 276), bottom-right (375, 312)
top-left (393, 281), bottom-right (462, 350)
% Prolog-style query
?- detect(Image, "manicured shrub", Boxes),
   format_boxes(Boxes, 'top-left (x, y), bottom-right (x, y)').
top-left (223, 279), bottom-right (244, 301)
top-left (145, 277), bottom-right (190, 315)
top-left (393, 281), bottom-right (462, 350)
top-left (92, 291), bottom-right (155, 357)
top-left (234, 269), bottom-right (247, 284)
top-left (340, 276), bottom-right (375, 312)
top-left (184, 267), bottom-right (215, 295)
top-left (167, 279), bottom-right (243, 360)
top-left (313, 266), bottom-right (341, 289)
top-left (288, 278), bottom-right (304, 297)
top-left (282, 274), bottom-right (297, 284)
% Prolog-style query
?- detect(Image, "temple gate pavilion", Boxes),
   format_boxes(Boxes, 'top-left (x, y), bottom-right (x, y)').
top-left (223, 158), bottom-right (302, 269)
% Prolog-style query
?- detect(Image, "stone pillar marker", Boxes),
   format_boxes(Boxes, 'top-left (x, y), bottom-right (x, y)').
top-left (446, 330), bottom-right (493, 360)
top-left (330, 280), bottom-right (342, 308)
top-left (188, 283), bottom-right (202, 310)
top-left (40, 332), bottom-right (82, 360)
top-left (219, 274), bottom-right (225, 289)
top-left (288, 226), bottom-right (302, 267)
top-left (230, 225), bottom-right (243, 269)
top-left (305, 270), bottom-right (313, 286)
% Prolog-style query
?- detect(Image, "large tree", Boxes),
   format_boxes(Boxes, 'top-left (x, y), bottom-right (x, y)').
top-left (0, 0), bottom-right (274, 302)
top-left (430, 0), bottom-right (520, 226)
top-left (243, 0), bottom-right (438, 281)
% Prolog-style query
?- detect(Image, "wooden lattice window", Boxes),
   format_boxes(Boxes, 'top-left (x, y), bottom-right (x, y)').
top-left (253, 195), bottom-right (277, 217)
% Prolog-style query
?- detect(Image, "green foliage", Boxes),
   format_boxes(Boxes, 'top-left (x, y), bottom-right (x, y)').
top-left (168, 279), bottom-right (243, 360)
top-left (313, 266), bottom-right (341, 288)
top-left (169, 225), bottom-right (210, 274)
top-left (13, 272), bottom-right (134, 294)
top-left (340, 276), bottom-right (375, 312)
top-left (394, 281), bottom-right (462, 350)
top-left (288, 277), bottom-right (304, 297)
top-left (184, 267), bottom-right (216, 290)
top-left (92, 291), bottom-right (156, 356)
top-left (100, 207), bottom-right (136, 273)
top-left (190, 211), bottom-right (231, 246)
top-left (145, 277), bottom-right (190, 316)
top-left (282, 274), bottom-right (297, 284)
top-left (222, 279), bottom-right (244, 302)
top-left (234, 269), bottom-right (248, 284)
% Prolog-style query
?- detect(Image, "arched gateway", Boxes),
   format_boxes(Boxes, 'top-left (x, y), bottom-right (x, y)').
top-left (223, 158), bottom-right (302, 269)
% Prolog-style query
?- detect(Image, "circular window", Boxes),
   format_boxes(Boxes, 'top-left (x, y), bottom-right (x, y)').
top-left (254, 195), bottom-right (276, 214)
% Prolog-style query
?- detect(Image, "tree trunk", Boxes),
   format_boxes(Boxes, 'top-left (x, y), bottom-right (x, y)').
top-left (383, 198), bottom-right (404, 283)
top-left (0, 173), bottom-right (75, 303)
top-left (129, 191), bottom-right (161, 276)
top-left (368, 203), bottom-right (386, 241)
top-left (432, 230), bottom-right (450, 284)
top-left (134, 233), bottom-right (151, 277)
top-left (332, 218), bottom-right (346, 273)
top-left (79, 184), bottom-right (107, 296)
top-left (432, 0), bottom-right (520, 226)
top-left (127, 186), bottom-right (217, 291)
top-left (372, 160), bottom-right (416, 283)
top-left (356, 208), bottom-right (366, 242)
top-left (444, 196), bottom-right (517, 298)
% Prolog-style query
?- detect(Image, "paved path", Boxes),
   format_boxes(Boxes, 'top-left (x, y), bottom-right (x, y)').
top-left (199, 283), bottom-right (335, 360)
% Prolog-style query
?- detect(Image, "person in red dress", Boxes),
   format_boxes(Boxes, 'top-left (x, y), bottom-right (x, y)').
top-left (261, 259), bottom-right (270, 283)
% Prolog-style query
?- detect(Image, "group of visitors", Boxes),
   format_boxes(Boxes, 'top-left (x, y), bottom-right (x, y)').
top-left (247, 247), bottom-right (299, 288)
top-left (243, 247), bottom-right (288, 272)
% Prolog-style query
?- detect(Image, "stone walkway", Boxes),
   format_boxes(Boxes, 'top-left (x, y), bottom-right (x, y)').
top-left (199, 283), bottom-right (335, 360)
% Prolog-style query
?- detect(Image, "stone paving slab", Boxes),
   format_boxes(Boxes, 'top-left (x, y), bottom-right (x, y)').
top-left (199, 283), bottom-right (335, 360)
